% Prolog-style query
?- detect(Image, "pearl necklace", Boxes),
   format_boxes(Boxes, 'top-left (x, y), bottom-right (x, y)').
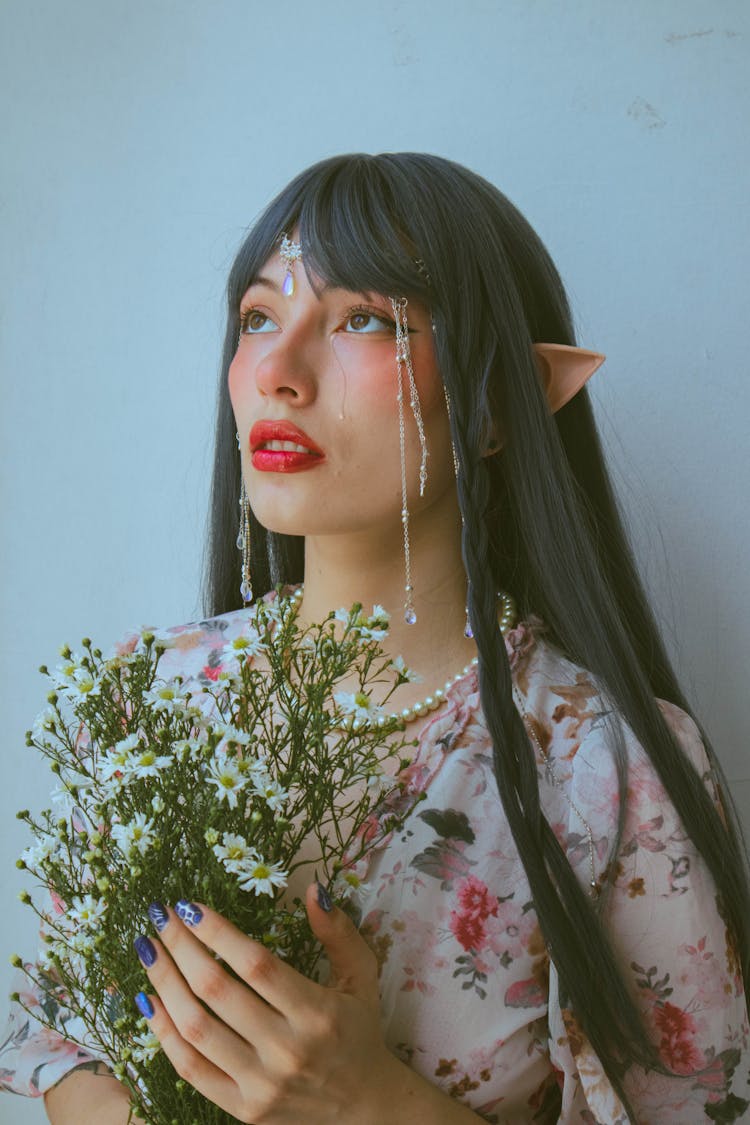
top-left (287, 585), bottom-right (518, 726)
top-left (283, 586), bottom-right (600, 897)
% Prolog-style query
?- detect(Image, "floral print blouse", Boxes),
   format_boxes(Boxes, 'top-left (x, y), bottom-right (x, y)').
top-left (2, 586), bottom-right (748, 1123)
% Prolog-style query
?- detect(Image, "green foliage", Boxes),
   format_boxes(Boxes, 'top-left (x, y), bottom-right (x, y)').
top-left (16, 588), bottom-right (424, 1123)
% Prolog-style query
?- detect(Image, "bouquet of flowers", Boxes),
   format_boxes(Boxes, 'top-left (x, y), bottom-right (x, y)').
top-left (12, 589), bottom-right (426, 1123)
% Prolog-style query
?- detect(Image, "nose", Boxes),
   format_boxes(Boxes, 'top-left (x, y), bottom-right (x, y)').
top-left (254, 331), bottom-right (319, 405)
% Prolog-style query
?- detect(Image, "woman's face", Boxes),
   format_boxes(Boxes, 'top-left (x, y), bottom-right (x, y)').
top-left (228, 240), bottom-right (458, 541)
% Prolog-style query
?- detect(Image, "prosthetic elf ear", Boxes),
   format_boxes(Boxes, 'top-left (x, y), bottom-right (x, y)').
top-left (484, 344), bottom-right (605, 455)
top-left (532, 343), bottom-right (606, 414)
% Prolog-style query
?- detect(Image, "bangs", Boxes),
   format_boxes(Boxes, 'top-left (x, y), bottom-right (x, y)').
top-left (227, 155), bottom-right (433, 313)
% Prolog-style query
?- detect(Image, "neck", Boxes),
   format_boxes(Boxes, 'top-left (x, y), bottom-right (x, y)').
top-left (293, 497), bottom-right (480, 703)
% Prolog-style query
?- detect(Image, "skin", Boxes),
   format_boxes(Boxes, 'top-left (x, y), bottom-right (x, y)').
top-left (46, 240), bottom-right (498, 1123)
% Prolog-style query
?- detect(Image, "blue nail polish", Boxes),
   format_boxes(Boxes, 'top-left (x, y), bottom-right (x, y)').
top-left (134, 935), bottom-right (157, 967)
top-left (148, 901), bottom-right (169, 932)
top-left (175, 899), bottom-right (203, 926)
top-left (135, 991), bottom-right (154, 1019)
top-left (317, 881), bottom-right (333, 913)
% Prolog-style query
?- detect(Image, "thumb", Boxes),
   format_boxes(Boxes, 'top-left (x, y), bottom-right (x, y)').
top-left (305, 879), bottom-right (378, 997)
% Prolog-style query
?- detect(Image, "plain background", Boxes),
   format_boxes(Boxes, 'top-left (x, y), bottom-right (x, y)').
top-left (1, 2), bottom-right (748, 1120)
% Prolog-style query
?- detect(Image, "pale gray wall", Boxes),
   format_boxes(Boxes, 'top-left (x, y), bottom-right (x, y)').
top-left (1, 2), bottom-right (748, 1120)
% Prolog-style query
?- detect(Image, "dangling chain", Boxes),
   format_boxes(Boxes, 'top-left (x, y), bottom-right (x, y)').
top-left (391, 297), bottom-right (429, 496)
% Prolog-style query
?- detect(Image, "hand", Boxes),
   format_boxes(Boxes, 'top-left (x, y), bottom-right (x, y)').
top-left (133, 884), bottom-right (399, 1124)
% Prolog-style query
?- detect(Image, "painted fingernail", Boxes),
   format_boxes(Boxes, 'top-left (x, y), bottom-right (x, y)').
top-left (147, 901), bottom-right (169, 932)
top-left (316, 881), bottom-right (333, 913)
top-left (134, 935), bottom-right (157, 967)
top-left (175, 899), bottom-right (203, 926)
top-left (135, 991), bottom-right (154, 1019)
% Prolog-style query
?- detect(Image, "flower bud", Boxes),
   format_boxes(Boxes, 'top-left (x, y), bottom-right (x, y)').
top-left (9, 954), bottom-right (22, 968)
top-left (46, 692), bottom-right (58, 705)
top-left (81, 637), bottom-right (91, 649)
top-left (16, 859), bottom-right (26, 870)
top-left (38, 664), bottom-right (49, 675)
top-left (96, 877), bottom-right (110, 892)
top-left (18, 891), bottom-right (31, 905)
top-left (16, 810), bottom-right (30, 821)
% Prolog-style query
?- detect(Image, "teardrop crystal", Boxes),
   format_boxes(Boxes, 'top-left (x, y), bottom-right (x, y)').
top-left (240, 580), bottom-right (253, 602)
top-left (236, 533), bottom-right (245, 551)
top-left (404, 608), bottom-right (417, 625)
top-left (282, 271), bottom-right (294, 296)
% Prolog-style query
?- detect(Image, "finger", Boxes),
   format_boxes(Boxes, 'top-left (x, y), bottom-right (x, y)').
top-left (166, 897), bottom-right (321, 1021)
top-left (145, 903), bottom-right (286, 1048)
top-left (134, 931), bottom-right (258, 1081)
top-left (137, 989), bottom-right (249, 1121)
top-left (304, 882), bottom-right (379, 1004)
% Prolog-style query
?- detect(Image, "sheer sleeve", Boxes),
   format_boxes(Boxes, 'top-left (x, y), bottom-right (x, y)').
top-left (0, 629), bottom-right (145, 1097)
top-left (0, 953), bottom-right (103, 1096)
top-left (547, 700), bottom-right (750, 1122)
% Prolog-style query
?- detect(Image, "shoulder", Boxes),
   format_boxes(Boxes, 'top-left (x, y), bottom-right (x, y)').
top-left (509, 620), bottom-right (714, 881)
top-left (117, 586), bottom-right (296, 689)
top-left (511, 617), bottom-right (709, 784)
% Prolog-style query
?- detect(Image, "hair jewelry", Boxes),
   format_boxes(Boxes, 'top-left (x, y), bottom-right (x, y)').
top-left (391, 298), bottom-right (429, 496)
top-left (236, 431), bottom-right (253, 604)
top-left (279, 233), bottom-right (302, 296)
top-left (390, 297), bottom-right (429, 625)
top-left (443, 384), bottom-right (472, 634)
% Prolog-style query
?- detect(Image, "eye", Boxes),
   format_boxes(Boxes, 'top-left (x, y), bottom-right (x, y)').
top-left (239, 308), bottom-right (278, 334)
top-left (343, 308), bottom-right (397, 334)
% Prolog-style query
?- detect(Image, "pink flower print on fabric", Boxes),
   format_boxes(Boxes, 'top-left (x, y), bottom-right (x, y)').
top-left (449, 875), bottom-right (500, 953)
top-left (502, 614), bottom-right (544, 673)
top-left (653, 1002), bottom-right (707, 1075)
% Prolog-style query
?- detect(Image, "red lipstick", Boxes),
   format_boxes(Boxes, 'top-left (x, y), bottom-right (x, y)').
top-left (249, 419), bottom-right (325, 474)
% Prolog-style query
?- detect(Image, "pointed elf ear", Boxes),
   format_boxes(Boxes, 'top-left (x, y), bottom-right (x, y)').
top-left (482, 343), bottom-right (605, 456)
top-left (532, 343), bottom-right (606, 414)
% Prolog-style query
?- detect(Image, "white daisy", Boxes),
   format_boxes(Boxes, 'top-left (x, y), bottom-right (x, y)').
top-left (212, 832), bottom-right (256, 871)
top-left (205, 755), bottom-right (248, 809)
top-left (111, 813), bottom-right (156, 857)
top-left (224, 630), bottom-right (266, 660)
top-left (250, 773), bottom-right (289, 813)
top-left (32, 708), bottom-right (58, 739)
top-left (20, 836), bottom-right (60, 870)
top-left (359, 604), bottom-right (390, 641)
top-left (218, 724), bottom-right (252, 748)
top-left (129, 745), bottom-right (173, 779)
top-left (68, 894), bottom-right (107, 929)
top-left (99, 734), bottom-right (141, 782)
top-left (333, 689), bottom-right (386, 726)
top-left (390, 655), bottom-right (423, 684)
top-left (132, 1029), bottom-right (160, 1063)
top-left (332, 869), bottom-right (371, 907)
top-left (235, 855), bottom-right (288, 897)
top-left (142, 681), bottom-right (190, 714)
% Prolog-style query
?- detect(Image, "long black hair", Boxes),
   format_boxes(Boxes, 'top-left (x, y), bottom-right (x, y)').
top-left (202, 153), bottom-right (749, 1107)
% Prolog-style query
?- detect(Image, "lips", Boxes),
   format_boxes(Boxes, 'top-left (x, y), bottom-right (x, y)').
top-left (249, 420), bottom-right (324, 456)
top-left (248, 419), bottom-right (325, 475)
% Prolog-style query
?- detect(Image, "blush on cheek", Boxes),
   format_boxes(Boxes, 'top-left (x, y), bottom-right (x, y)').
top-left (227, 356), bottom-right (242, 401)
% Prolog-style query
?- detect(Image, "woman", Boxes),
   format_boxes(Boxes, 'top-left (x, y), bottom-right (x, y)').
top-left (3, 152), bottom-right (749, 1123)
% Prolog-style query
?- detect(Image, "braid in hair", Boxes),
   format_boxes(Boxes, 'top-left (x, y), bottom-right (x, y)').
top-left (439, 324), bottom-right (660, 1107)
